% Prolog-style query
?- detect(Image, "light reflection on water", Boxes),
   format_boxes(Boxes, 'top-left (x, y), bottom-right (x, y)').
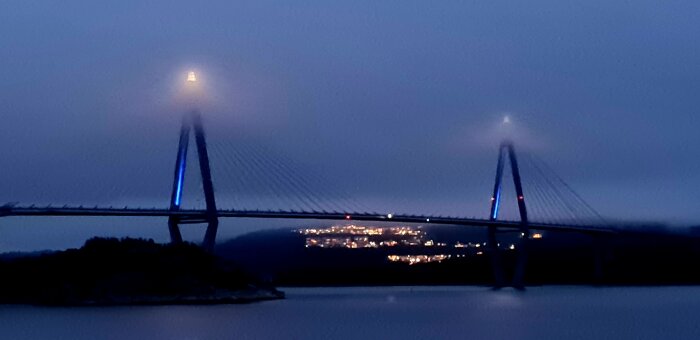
top-left (1, 286), bottom-right (700, 339)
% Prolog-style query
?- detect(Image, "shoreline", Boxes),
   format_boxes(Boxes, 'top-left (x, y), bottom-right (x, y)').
top-left (2, 288), bottom-right (285, 307)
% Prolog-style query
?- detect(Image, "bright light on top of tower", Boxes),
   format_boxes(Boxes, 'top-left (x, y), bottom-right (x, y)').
top-left (187, 71), bottom-right (197, 82)
top-left (176, 69), bottom-right (205, 110)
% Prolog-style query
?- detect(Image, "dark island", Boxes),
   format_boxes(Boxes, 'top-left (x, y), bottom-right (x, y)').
top-left (0, 237), bottom-right (284, 306)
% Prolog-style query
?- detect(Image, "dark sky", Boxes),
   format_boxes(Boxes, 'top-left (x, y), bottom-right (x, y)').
top-left (2, 1), bottom-right (699, 251)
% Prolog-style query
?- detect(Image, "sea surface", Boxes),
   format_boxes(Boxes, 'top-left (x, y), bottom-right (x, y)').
top-left (1, 286), bottom-right (699, 339)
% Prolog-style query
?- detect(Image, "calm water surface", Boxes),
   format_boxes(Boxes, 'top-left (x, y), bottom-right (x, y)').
top-left (1, 286), bottom-right (699, 339)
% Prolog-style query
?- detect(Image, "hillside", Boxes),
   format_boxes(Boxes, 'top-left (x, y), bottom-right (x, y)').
top-left (0, 237), bottom-right (283, 305)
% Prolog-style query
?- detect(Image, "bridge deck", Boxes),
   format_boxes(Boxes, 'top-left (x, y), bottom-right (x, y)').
top-left (0, 205), bottom-right (614, 234)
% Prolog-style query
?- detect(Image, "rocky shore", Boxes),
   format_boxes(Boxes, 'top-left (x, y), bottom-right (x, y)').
top-left (72, 288), bottom-right (285, 306)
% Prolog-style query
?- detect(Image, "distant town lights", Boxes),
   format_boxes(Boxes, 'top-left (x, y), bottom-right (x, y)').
top-left (387, 213), bottom-right (393, 219)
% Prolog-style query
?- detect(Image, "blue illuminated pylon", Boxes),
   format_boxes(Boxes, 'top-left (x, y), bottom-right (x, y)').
top-left (167, 122), bottom-right (190, 243)
top-left (487, 140), bottom-right (530, 289)
top-left (168, 111), bottom-right (219, 251)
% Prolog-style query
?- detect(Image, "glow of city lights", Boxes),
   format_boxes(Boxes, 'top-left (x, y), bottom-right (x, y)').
top-left (187, 71), bottom-right (197, 82)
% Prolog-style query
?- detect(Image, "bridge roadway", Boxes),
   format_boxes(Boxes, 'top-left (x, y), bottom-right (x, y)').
top-left (0, 205), bottom-right (613, 234)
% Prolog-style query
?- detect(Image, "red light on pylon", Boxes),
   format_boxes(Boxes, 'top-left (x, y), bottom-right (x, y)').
top-left (518, 196), bottom-right (524, 200)
top-left (345, 215), bottom-right (351, 220)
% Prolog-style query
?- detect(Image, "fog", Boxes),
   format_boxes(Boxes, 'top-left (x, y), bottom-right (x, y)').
top-left (2, 1), bottom-right (699, 251)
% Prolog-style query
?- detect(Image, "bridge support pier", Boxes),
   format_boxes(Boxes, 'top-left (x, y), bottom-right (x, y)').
top-left (167, 111), bottom-right (220, 252)
top-left (593, 234), bottom-right (609, 285)
top-left (512, 229), bottom-right (529, 290)
top-left (168, 218), bottom-right (184, 244)
top-left (487, 226), bottom-right (506, 288)
top-left (487, 141), bottom-right (530, 290)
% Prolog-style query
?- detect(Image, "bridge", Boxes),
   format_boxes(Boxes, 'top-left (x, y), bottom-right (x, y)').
top-left (1, 80), bottom-right (619, 288)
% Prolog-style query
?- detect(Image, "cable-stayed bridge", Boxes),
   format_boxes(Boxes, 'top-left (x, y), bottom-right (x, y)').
top-left (1, 110), bottom-right (617, 288)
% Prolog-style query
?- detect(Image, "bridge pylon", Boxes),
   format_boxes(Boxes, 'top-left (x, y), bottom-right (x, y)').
top-left (168, 110), bottom-right (219, 252)
top-left (487, 140), bottom-right (530, 289)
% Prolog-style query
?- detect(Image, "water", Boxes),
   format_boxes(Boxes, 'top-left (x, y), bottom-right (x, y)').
top-left (1, 286), bottom-right (699, 339)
